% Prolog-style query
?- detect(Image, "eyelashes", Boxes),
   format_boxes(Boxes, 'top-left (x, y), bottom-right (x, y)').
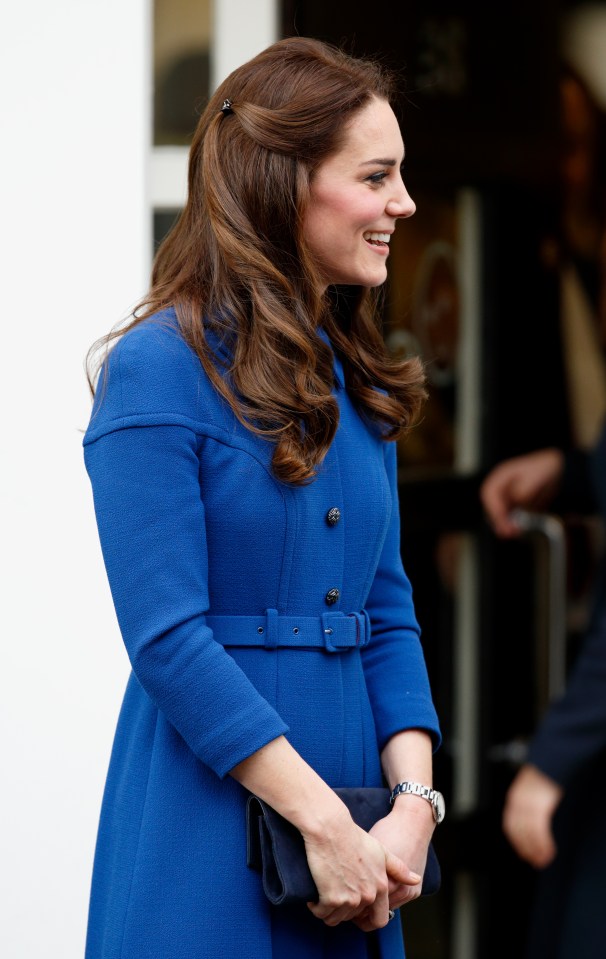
top-left (366, 171), bottom-right (389, 185)
top-left (365, 165), bottom-right (406, 187)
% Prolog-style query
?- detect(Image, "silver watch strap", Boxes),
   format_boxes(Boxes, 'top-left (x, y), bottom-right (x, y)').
top-left (389, 781), bottom-right (435, 806)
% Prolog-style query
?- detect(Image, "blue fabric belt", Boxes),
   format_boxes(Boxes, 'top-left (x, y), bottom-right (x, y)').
top-left (207, 608), bottom-right (370, 653)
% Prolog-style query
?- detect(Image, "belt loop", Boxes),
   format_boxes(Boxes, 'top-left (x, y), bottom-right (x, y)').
top-left (264, 608), bottom-right (279, 650)
top-left (348, 609), bottom-right (371, 648)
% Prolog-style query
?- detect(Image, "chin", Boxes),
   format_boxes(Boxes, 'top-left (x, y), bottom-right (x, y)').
top-left (323, 265), bottom-right (388, 288)
top-left (358, 272), bottom-right (388, 288)
top-left (338, 268), bottom-right (388, 288)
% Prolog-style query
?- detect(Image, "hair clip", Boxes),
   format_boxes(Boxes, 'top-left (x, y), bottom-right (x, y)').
top-left (220, 99), bottom-right (233, 115)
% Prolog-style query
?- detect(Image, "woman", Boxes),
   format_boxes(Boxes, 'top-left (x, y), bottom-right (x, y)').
top-left (83, 36), bottom-right (441, 959)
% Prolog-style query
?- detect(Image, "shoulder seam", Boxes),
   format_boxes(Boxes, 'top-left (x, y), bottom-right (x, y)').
top-left (83, 412), bottom-right (232, 446)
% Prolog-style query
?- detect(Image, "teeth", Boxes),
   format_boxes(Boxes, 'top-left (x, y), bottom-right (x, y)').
top-left (364, 232), bottom-right (390, 243)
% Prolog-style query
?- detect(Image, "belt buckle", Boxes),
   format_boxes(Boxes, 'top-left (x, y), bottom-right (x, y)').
top-left (321, 611), bottom-right (347, 653)
top-left (321, 611), bottom-right (369, 652)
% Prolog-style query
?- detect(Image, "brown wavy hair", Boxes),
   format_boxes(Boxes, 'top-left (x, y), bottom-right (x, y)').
top-left (88, 36), bottom-right (426, 484)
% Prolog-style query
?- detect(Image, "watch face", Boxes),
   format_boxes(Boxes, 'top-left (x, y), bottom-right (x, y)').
top-left (433, 791), bottom-right (446, 824)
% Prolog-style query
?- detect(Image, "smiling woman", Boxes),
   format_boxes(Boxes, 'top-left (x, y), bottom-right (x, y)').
top-left (83, 35), bottom-right (441, 959)
top-left (304, 97), bottom-right (416, 289)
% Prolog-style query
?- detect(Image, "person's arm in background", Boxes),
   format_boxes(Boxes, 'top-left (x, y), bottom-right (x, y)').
top-left (480, 441), bottom-right (604, 868)
top-left (500, 765), bottom-right (564, 868)
top-left (502, 614), bottom-right (606, 868)
top-left (480, 445), bottom-right (599, 538)
top-left (479, 448), bottom-right (565, 536)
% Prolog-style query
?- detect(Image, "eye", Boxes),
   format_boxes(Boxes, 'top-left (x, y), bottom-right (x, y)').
top-left (365, 171), bottom-right (388, 186)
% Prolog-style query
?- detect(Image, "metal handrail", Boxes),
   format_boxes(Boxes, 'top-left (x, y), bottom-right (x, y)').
top-left (510, 509), bottom-right (567, 713)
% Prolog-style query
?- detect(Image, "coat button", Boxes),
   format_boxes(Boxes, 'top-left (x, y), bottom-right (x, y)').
top-left (326, 507), bottom-right (341, 526)
top-left (325, 588), bottom-right (340, 605)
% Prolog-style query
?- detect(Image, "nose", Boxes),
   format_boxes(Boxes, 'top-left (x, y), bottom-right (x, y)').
top-left (386, 179), bottom-right (415, 219)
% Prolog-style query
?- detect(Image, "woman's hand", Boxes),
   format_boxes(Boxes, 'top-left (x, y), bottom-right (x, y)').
top-left (303, 809), bottom-right (420, 929)
top-left (502, 763), bottom-right (564, 869)
top-left (370, 804), bottom-right (432, 905)
top-left (366, 728), bottom-right (435, 927)
top-left (230, 735), bottom-right (419, 929)
top-left (348, 793), bottom-right (435, 932)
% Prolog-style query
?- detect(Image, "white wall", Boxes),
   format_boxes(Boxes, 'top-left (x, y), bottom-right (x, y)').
top-left (0, 2), bottom-right (150, 957)
top-left (212, 0), bottom-right (278, 88)
top-left (0, 0), bottom-right (281, 955)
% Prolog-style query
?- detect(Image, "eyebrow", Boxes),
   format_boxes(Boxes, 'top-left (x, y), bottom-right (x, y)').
top-left (359, 158), bottom-right (398, 167)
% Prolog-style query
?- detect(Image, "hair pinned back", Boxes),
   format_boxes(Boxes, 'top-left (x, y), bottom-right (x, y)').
top-left (88, 37), bottom-right (425, 485)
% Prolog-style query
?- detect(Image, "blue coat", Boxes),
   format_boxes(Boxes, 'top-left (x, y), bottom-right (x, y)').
top-left (83, 312), bottom-right (441, 959)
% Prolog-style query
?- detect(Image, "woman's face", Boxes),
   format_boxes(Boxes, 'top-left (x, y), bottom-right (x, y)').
top-left (303, 96), bottom-right (415, 290)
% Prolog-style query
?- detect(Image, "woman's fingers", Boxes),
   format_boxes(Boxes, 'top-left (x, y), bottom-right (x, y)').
top-left (307, 860), bottom-right (389, 926)
top-left (307, 878), bottom-right (385, 927)
top-left (353, 899), bottom-right (397, 933)
top-left (307, 842), bottom-right (420, 929)
top-left (354, 873), bottom-right (421, 930)
top-left (384, 848), bottom-right (421, 888)
top-left (388, 882), bottom-right (423, 909)
top-left (305, 828), bottom-right (408, 929)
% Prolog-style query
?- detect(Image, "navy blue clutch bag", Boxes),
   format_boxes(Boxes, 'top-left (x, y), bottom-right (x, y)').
top-left (246, 786), bottom-right (441, 906)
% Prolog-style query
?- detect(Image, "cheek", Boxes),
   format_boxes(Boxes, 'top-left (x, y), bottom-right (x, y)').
top-left (303, 207), bottom-right (347, 263)
top-left (336, 195), bottom-right (386, 237)
top-left (330, 192), bottom-right (377, 225)
top-left (361, 194), bottom-right (387, 224)
top-left (302, 218), bottom-right (326, 265)
top-left (304, 188), bottom-right (383, 255)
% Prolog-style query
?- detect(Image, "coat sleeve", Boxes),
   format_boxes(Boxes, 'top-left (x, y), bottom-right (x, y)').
top-left (361, 441), bottom-right (441, 752)
top-left (83, 331), bottom-right (289, 779)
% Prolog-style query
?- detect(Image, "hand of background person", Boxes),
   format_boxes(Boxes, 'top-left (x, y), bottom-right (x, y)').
top-left (502, 764), bottom-right (564, 869)
top-left (480, 448), bottom-right (565, 537)
top-left (303, 815), bottom-right (420, 929)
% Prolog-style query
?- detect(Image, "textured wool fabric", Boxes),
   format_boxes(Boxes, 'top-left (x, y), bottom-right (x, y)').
top-left (83, 312), bottom-right (441, 959)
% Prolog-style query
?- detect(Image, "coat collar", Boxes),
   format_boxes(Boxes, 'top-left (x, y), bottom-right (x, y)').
top-left (317, 328), bottom-right (345, 391)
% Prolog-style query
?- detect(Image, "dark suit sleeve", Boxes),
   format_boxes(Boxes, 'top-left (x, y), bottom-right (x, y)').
top-left (552, 448), bottom-right (598, 515)
top-left (528, 424), bottom-right (606, 784)
top-left (526, 613), bottom-right (606, 786)
top-left (553, 416), bottom-right (606, 517)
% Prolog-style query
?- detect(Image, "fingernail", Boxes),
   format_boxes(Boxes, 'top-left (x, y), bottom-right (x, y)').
top-left (410, 872), bottom-right (421, 881)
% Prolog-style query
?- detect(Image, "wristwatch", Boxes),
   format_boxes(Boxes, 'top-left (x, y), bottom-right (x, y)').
top-left (389, 781), bottom-right (446, 824)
